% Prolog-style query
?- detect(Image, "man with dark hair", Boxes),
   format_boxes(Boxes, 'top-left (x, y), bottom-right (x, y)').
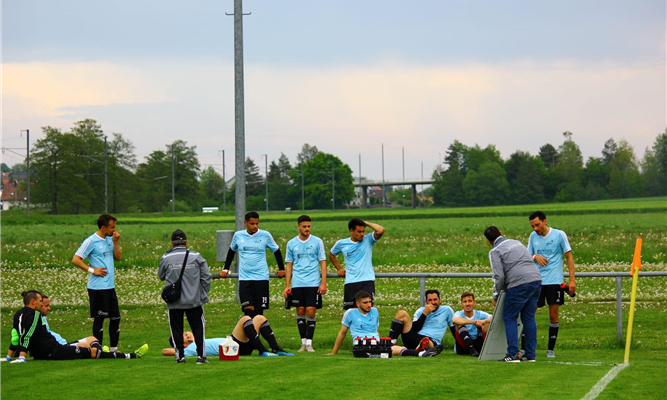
top-left (485, 226), bottom-right (542, 362)
top-left (158, 229), bottom-right (211, 364)
top-left (452, 292), bottom-right (492, 357)
top-left (329, 218), bottom-right (385, 309)
top-left (284, 215), bottom-right (327, 352)
top-left (527, 211), bottom-right (576, 358)
top-left (387, 289), bottom-right (454, 352)
top-left (218, 211), bottom-right (286, 317)
top-left (8, 291), bottom-right (147, 363)
top-left (72, 213), bottom-right (123, 352)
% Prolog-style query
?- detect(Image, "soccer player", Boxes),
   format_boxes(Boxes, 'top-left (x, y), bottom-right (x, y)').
top-left (8, 290), bottom-right (147, 363)
top-left (284, 215), bottom-right (327, 352)
top-left (485, 226), bottom-right (542, 362)
top-left (528, 211), bottom-right (576, 358)
top-left (329, 218), bottom-right (385, 309)
top-left (330, 291), bottom-right (444, 357)
top-left (452, 291), bottom-right (492, 357)
top-left (162, 315), bottom-right (294, 358)
top-left (218, 211), bottom-right (286, 317)
top-left (387, 289), bottom-right (455, 352)
top-left (71, 213), bottom-right (123, 352)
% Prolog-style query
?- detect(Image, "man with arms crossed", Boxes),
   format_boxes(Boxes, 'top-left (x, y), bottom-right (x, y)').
top-left (528, 211), bottom-right (576, 358)
top-left (284, 215), bottom-right (327, 352)
top-left (329, 218), bottom-right (384, 309)
top-left (388, 289), bottom-right (454, 352)
top-left (72, 213), bottom-right (123, 352)
top-left (485, 226), bottom-right (542, 362)
top-left (218, 211), bottom-right (286, 317)
top-left (452, 291), bottom-right (492, 357)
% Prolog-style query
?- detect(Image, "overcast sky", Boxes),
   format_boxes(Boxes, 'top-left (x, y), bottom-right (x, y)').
top-left (2, 0), bottom-right (665, 182)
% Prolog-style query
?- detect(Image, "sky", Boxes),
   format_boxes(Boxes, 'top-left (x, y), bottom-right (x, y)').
top-left (2, 0), bottom-right (665, 183)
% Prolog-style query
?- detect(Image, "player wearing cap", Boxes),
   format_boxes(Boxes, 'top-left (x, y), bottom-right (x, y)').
top-left (158, 229), bottom-right (211, 364)
top-left (452, 292), bottom-right (492, 357)
top-left (284, 215), bottom-right (327, 352)
top-left (329, 218), bottom-right (385, 310)
top-left (71, 214), bottom-right (123, 352)
top-left (218, 211), bottom-right (286, 317)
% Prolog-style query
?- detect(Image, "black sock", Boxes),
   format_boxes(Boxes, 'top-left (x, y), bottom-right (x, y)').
top-left (296, 316), bottom-right (307, 339)
top-left (91, 341), bottom-right (103, 358)
top-left (458, 326), bottom-right (474, 347)
top-left (243, 320), bottom-right (268, 354)
top-left (109, 317), bottom-right (120, 348)
top-left (389, 319), bottom-right (404, 341)
top-left (400, 349), bottom-right (420, 357)
top-left (306, 317), bottom-right (316, 340)
top-left (548, 322), bottom-right (559, 351)
top-left (259, 321), bottom-right (282, 352)
top-left (93, 317), bottom-right (105, 344)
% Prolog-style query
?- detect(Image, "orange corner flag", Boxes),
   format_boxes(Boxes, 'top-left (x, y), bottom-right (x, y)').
top-left (631, 237), bottom-right (642, 276)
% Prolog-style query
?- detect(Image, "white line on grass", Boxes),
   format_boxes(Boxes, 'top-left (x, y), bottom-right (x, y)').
top-left (549, 361), bottom-right (607, 367)
top-left (580, 363), bottom-right (629, 400)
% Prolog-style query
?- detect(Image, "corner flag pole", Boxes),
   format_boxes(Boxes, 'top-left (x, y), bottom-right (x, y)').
top-left (623, 237), bottom-right (642, 364)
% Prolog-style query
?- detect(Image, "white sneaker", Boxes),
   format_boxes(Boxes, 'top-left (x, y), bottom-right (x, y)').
top-left (297, 344), bottom-right (307, 352)
top-left (546, 350), bottom-right (556, 358)
top-left (305, 344), bottom-right (315, 352)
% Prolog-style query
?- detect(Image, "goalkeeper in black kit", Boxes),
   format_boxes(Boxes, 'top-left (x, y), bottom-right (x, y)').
top-left (8, 290), bottom-right (147, 362)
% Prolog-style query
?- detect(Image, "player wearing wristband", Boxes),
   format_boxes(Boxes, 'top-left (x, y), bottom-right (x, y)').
top-left (72, 214), bottom-right (123, 352)
top-left (528, 211), bottom-right (576, 358)
top-left (284, 215), bottom-right (327, 352)
top-left (217, 212), bottom-right (285, 317)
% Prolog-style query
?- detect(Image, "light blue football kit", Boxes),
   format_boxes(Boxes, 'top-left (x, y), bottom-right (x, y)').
top-left (330, 232), bottom-right (379, 284)
top-left (528, 228), bottom-right (572, 285)
top-left (286, 235), bottom-right (326, 288)
top-left (42, 316), bottom-right (67, 345)
top-left (453, 310), bottom-right (491, 340)
top-left (184, 338), bottom-right (224, 357)
top-left (75, 233), bottom-right (116, 290)
top-left (412, 305), bottom-right (454, 345)
top-left (342, 307), bottom-right (380, 340)
top-left (230, 229), bottom-right (280, 281)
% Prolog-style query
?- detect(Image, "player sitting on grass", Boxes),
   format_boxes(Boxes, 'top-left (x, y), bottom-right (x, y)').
top-left (7, 290), bottom-right (147, 363)
top-left (162, 315), bottom-right (294, 359)
top-left (452, 291), bottom-right (492, 357)
top-left (330, 291), bottom-right (444, 357)
top-left (388, 289), bottom-right (454, 352)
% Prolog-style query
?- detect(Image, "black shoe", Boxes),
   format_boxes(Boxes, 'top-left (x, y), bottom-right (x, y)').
top-left (500, 354), bottom-right (521, 362)
top-left (469, 346), bottom-right (479, 357)
top-left (422, 344), bottom-right (444, 357)
top-left (196, 356), bottom-right (209, 364)
top-left (520, 356), bottom-right (536, 362)
top-left (175, 357), bottom-right (186, 363)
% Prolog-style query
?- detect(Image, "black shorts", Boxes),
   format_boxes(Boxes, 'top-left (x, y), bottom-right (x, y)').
top-left (231, 334), bottom-right (255, 356)
top-left (239, 280), bottom-right (270, 310)
top-left (400, 330), bottom-right (428, 350)
top-left (343, 281), bottom-right (375, 310)
top-left (454, 337), bottom-right (485, 355)
top-left (34, 344), bottom-right (92, 360)
top-left (88, 288), bottom-right (120, 318)
top-left (291, 287), bottom-right (322, 309)
top-left (537, 284), bottom-right (565, 307)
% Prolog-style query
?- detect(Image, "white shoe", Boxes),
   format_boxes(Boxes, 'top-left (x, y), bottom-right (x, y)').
top-left (305, 344), bottom-right (315, 352)
top-left (297, 344), bottom-right (307, 352)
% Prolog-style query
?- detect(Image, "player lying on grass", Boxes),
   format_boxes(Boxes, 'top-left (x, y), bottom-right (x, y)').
top-left (388, 289), bottom-right (454, 353)
top-left (162, 315), bottom-right (294, 360)
top-left (7, 290), bottom-right (147, 363)
top-left (330, 291), bottom-right (444, 357)
top-left (452, 291), bottom-right (492, 357)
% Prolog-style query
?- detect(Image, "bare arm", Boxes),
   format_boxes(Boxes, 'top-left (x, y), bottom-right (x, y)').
top-left (329, 325), bottom-right (349, 355)
top-left (284, 261), bottom-right (293, 298)
top-left (329, 252), bottom-right (345, 277)
top-left (364, 221), bottom-right (385, 241)
top-left (72, 255), bottom-right (107, 277)
top-left (112, 231), bottom-right (122, 261)
top-left (319, 260), bottom-right (327, 294)
top-left (565, 251), bottom-right (575, 294)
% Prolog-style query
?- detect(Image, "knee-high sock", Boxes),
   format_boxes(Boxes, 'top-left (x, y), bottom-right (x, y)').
top-left (389, 319), bottom-right (404, 343)
top-left (548, 322), bottom-right (559, 351)
top-left (306, 317), bottom-right (316, 340)
top-left (400, 349), bottom-right (420, 357)
top-left (296, 315), bottom-right (307, 340)
top-left (243, 319), bottom-right (269, 354)
top-left (93, 317), bottom-right (105, 344)
top-left (109, 317), bottom-right (120, 349)
top-left (458, 326), bottom-right (474, 348)
top-left (259, 321), bottom-right (282, 352)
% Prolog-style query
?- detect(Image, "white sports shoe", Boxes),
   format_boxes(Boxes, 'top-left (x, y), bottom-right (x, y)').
top-left (305, 344), bottom-right (315, 352)
top-left (297, 344), bottom-right (307, 352)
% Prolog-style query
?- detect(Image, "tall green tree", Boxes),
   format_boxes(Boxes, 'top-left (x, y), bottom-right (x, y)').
top-left (200, 166), bottom-right (225, 207)
top-left (463, 162), bottom-right (509, 206)
top-left (431, 140), bottom-right (468, 206)
top-left (554, 131), bottom-right (584, 202)
top-left (607, 139), bottom-right (641, 198)
top-left (267, 153), bottom-right (295, 210)
top-left (288, 152), bottom-right (354, 209)
top-left (505, 151), bottom-right (546, 204)
top-left (641, 130), bottom-right (667, 196)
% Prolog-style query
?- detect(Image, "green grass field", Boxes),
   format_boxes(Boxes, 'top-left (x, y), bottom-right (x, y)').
top-left (1, 198), bottom-right (666, 399)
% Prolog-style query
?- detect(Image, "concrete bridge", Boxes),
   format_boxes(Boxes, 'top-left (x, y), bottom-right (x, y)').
top-left (353, 179), bottom-right (434, 208)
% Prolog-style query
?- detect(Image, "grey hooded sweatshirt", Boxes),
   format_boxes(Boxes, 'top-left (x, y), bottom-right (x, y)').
top-left (158, 246), bottom-right (211, 309)
top-left (489, 236), bottom-right (542, 301)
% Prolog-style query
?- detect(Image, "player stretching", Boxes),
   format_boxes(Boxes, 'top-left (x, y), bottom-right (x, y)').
top-left (284, 215), bottom-right (327, 352)
top-left (329, 218), bottom-right (384, 309)
top-left (528, 211), bottom-right (576, 358)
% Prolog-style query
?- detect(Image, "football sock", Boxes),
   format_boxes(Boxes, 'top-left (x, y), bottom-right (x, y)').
top-left (458, 326), bottom-right (474, 347)
top-left (548, 322), bottom-right (559, 351)
top-left (399, 349), bottom-right (420, 357)
top-left (109, 317), bottom-right (120, 348)
top-left (389, 319), bottom-right (404, 343)
top-left (93, 317), bottom-right (105, 344)
top-left (259, 321), bottom-right (282, 352)
top-left (243, 320), bottom-right (268, 354)
top-left (306, 339), bottom-right (312, 346)
top-left (91, 341), bottom-right (103, 359)
top-left (296, 315), bottom-right (307, 339)
top-left (306, 317), bottom-right (316, 340)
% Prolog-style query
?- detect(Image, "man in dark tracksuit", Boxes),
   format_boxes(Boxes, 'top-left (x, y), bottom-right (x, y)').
top-left (158, 230), bottom-right (211, 364)
top-left (10, 290), bottom-right (145, 362)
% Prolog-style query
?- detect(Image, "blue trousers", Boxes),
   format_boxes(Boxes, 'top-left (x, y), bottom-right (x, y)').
top-left (503, 280), bottom-right (541, 358)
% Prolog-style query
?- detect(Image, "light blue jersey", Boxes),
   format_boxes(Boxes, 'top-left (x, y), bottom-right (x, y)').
top-left (330, 232), bottom-right (379, 284)
top-left (528, 228), bottom-right (572, 285)
top-left (342, 307), bottom-right (380, 340)
top-left (286, 235), bottom-right (326, 288)
top-left (412, 305), bottom-right (454, 345)
top-left (230, 229), bottom-right (280, 281)
top-left (42, 316), bottom-right (67, 345)
top-left (76, 233), bottom-right (116, 290)
top-left (453, 310), bottom-right (491, 340)
top-left (183, 338), bottom-right (224, 357)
